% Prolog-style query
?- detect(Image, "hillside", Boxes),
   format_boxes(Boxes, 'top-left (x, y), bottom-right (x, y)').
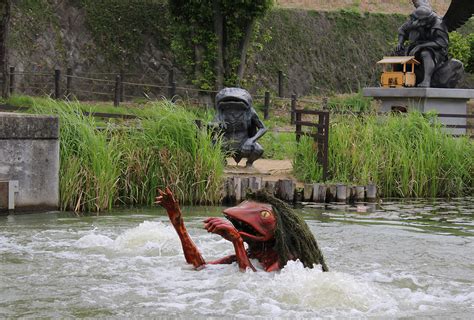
top-left (276, 0), bottom-right (451, 14)
top-left (246, 9), bottom-right (407, 95)
top-left (6, 0), bottom-right (474, 98)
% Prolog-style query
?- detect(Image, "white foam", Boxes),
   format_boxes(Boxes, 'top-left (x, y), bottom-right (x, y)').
top-left (74, 221), bottom-right (180, 256)
top-left (75, 234), bottom-right (114, 248)
top-left (256, 261), bottom-right (397, 314)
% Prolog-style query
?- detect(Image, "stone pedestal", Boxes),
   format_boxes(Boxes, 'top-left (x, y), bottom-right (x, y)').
top-left (0, 113), bottom-right (59, 212)
top-left (363, 87), bottom-right (474, 135)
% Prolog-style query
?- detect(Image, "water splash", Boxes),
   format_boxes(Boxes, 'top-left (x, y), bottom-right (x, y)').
top-left (74, 221), bottom-right (180, 256)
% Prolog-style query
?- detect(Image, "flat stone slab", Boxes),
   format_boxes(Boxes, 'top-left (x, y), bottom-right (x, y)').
top-left (363, 87), bottom-right (474, 99)
top-left (0, 112), bottom-right (59, 139)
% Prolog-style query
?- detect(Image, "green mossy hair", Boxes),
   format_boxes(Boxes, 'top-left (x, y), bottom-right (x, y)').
top-left (246, 190), bottom-right (329, 271)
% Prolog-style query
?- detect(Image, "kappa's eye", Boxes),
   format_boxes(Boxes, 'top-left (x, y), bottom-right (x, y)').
top-left (260, 210), bottom-right (271, 218)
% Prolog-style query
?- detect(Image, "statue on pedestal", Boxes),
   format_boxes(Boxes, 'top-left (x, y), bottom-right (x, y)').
top-left (394, 0), bottom-right (474, 88)
top-left (210, 87), bottom-right (267, 167)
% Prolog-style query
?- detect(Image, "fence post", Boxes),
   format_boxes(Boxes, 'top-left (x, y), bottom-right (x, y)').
top-left (120, 70), bottom-right (124, 102)
top-left (278, 70), bottom-right (283, 98)
top-left (114, 75), bottom-right (121, 107)
top-left (322, 97), bottom-right (329, 110)
top-left (264, 91), bottom-right (270, 120)
top-left (9, 66), bottom-right (14, 96)
top-left (290, 94), bottom-right (297, 125)
top-left (295, 111), bottom-right (302, 143)
top-left (54, 69), bottom-right (61, 99)
top-left (318, 111), bottom-right (330, 181)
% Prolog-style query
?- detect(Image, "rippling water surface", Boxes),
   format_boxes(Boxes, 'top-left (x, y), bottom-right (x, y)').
top-left (1, 198), bottom-right (473, 319)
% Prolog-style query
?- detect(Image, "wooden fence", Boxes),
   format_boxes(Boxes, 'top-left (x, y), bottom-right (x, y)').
top-left (4, 67), bottom-right (291, 112)
top-left (294, 108), bottom-right (330, 181)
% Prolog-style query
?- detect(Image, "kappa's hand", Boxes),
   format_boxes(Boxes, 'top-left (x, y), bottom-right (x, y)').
top-left (203, 217), bottom-right (241, 242)
top-left (155, 188), bottom-right (181, 223)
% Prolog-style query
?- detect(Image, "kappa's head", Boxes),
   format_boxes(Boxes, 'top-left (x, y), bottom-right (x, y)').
top-left (412, 0), bottom-right (431, 8)
top-left (216, 87), bottom-right (252, 106)
top-left (410, 5), bottom-right (436, 26)
top-left (215, 87), bottom-right (253, 111)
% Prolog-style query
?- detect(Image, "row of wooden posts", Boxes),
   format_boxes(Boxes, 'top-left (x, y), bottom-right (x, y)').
top-left (222, 176), bottom-right (377, 205)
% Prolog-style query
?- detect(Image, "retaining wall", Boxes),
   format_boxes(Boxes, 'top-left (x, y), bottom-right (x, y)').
top-left (0, 112), bottom-right (59, 212)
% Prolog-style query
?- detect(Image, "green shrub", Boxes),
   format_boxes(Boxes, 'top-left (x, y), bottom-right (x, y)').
top-left (467, 34), bottom-right (474, 73)
top-left (449, 31), bottom-right (471, 68)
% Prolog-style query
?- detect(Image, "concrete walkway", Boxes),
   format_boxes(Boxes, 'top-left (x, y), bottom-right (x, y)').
top-left (224, 158), bottom-right (295, 182)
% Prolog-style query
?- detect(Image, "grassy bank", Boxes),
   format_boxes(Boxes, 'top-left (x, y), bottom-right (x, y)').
top-left (4, 93), bottom-right (472, 203)
top-left (11, 97), bottom-right (225, 212)
top-left (294, 112), bottom-right (474, 198)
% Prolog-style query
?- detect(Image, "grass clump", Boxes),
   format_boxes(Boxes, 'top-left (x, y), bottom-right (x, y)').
top-left (294, 112), bottom-right (474, 198)
top-left (27, 98), bottom-right (225, 212)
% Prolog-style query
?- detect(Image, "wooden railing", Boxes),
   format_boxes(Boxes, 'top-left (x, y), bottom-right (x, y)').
top-left (294, 109), bottom-right (330, 181)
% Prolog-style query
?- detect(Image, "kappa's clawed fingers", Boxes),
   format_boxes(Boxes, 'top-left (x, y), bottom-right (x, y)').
top-left (165, 187), bottom-right (174, 196)
top-left (205, 218), bottom-right (232, 233)
top-left (203, 218), bottom-right (229, 230)
top-left (204, 219), bottom-right (220, 232)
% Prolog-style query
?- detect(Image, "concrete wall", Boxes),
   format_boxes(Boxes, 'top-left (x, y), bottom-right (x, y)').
top-left (0, 112), bottom-right (59, 212)
top-left (363, 88), bottom-right (474, 135)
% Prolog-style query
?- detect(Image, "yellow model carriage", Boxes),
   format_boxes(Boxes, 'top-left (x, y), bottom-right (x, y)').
top-left (377, 56), bottom-right (420, 88)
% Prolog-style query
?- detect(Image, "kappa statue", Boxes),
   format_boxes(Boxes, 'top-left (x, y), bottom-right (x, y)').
top-left (210, 87), bottom-right (267, 167)
top-left (394, 0), bottom-right (474, 88)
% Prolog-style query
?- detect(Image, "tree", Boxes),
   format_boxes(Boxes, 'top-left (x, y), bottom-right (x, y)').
top-left (0, 0), bottom-right (11, 97)
top-left (169, 0), bottom-right (273, 89)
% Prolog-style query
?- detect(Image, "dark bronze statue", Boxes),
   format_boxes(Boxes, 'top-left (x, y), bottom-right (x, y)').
top-left (394, 0), bottom-right (474, 88)
top-left (211, 87), bottom-right (267, 167)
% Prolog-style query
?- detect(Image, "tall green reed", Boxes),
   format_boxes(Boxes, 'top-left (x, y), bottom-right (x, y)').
top-left (28, 98), bottom-right (225, 212)
top-left (294, 111), bottom-right (474, 198)
top-left (117, 101), bottom-right (225, 206)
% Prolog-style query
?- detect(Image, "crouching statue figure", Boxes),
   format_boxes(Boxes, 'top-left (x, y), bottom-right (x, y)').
top-left (394, 0), bottom-right (474, 88)
top-left (210, 87), bottom-right (267, 167)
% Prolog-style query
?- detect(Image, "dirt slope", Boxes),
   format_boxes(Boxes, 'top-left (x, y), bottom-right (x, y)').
top-left (276, 0), bottom-right (450, 14)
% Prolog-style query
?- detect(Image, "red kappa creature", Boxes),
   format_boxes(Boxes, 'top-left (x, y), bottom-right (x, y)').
top-left (155, 187), bottom-right (328, 272)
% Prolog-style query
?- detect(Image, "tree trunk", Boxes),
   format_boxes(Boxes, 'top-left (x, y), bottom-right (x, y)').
top-left (0, 0), bottom-right (11, 98)
top-left (212, 0), bottom-right (224, 89)
top-left (194, 43), bottom-right (205, 81)
top-left (191, 28), bottom-right (204, 82)
top-left (237, 19), bottom-right (256, 83)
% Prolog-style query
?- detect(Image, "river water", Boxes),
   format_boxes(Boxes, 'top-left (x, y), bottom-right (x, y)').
top-left (1, 198), bottom-right (473, 319)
